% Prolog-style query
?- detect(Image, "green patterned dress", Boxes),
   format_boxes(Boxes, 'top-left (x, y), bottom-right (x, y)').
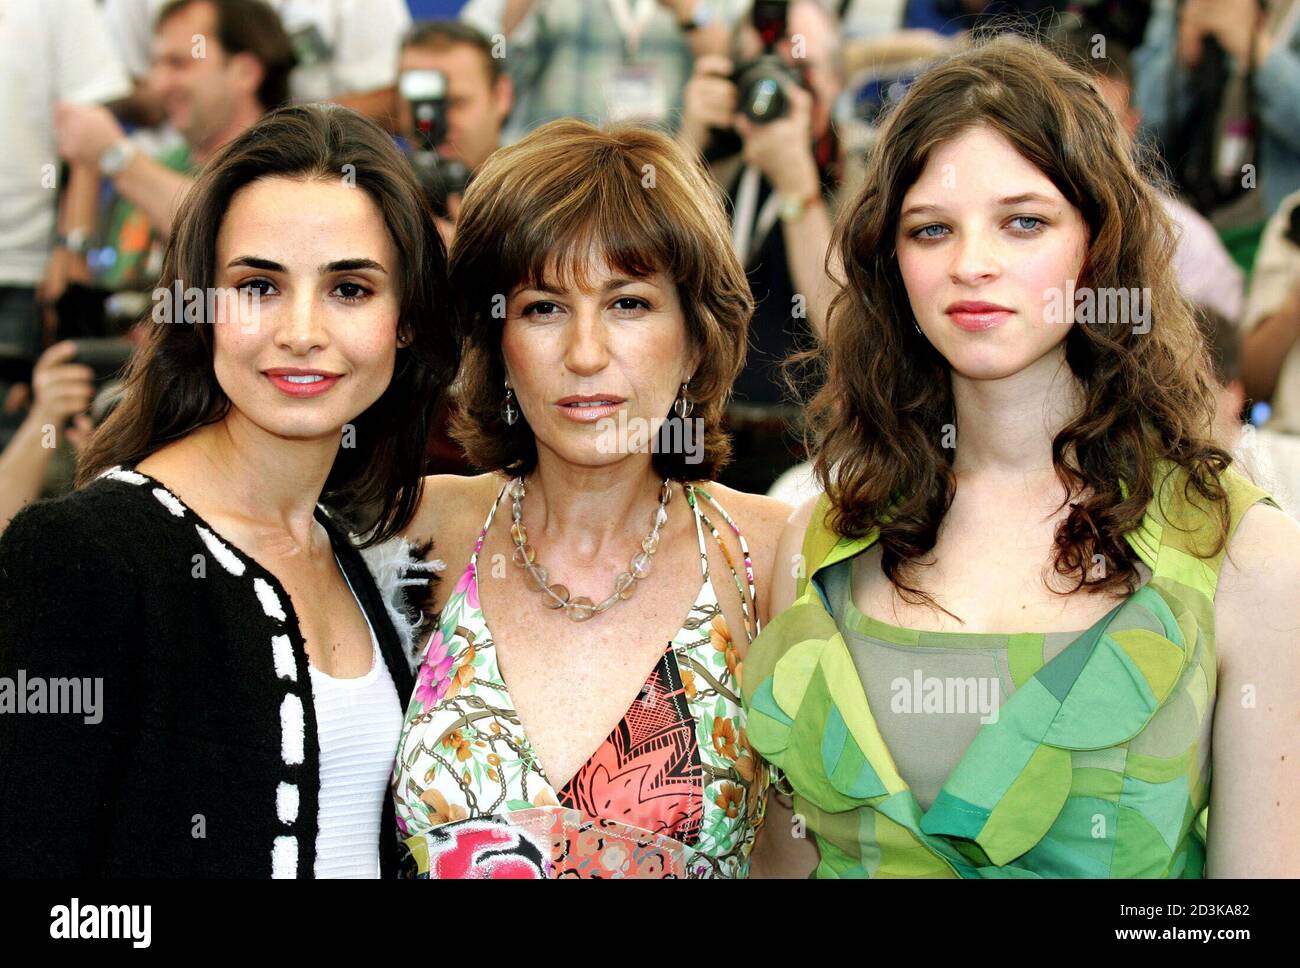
top-left (742, 463), bottom-right (1277, 877)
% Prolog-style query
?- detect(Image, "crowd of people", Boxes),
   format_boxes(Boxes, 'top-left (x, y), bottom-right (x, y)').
top-left (0, 0), bottom-right (1295, 880)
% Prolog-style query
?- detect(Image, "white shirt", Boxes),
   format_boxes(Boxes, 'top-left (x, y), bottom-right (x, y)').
top-left (0, 0), bottom-right (130, 284)
top-left (104, 0), bottom-right (410, 104)
top-left (308, 556), bottom-right (403, 879)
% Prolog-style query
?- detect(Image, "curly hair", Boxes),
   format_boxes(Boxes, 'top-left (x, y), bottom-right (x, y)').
top-left (447, 118), bottom-right (754, 482)
top-left (798, 34), bottom-right (1233, 612)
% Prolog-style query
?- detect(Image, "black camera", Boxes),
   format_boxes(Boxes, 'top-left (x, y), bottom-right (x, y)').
top-left (732, 0), bottom-right (801, 124)
top-left (399, 69), bottom-right (472, 219)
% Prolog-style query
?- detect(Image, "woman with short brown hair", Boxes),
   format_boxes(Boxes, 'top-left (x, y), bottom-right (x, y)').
top-left (391, 119), bottom-right (791, 879)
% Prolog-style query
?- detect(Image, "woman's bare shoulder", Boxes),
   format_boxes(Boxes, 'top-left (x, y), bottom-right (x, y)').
top-left (405, 472), bottom-right (506, 547)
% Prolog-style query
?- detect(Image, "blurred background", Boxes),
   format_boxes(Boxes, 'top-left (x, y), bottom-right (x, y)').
top-left (3, 0), bottom-right (1299, 531)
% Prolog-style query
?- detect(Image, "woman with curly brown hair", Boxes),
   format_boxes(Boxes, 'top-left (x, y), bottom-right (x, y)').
top-left (742, 35), bottom-right (1300, 878)
top-left (390, 119), bottom-right (792, 878)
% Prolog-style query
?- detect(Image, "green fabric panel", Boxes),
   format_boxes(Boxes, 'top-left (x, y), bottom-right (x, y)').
top-left (975, 743), bottom-right (1073, 865)
top-left (1016, 797), bottom-right (1118, 877)
top-left (1071, 746), bottom-right (1128, 773)
top-left (770, 634), bottom-right (826, 721)
top-left (1124, 750), bottom-right (1192, 784)
top-left (921, 789), bottom-right (988, 841)
top-left (869, 803), bottom-right (958, 877)
top-left (937, 676), bottom-right (1059, 809)
top-left (1120, 774), bottom-right (1192, 855)
top-left (1112, 805), bottom-right (1176, 877)
top-left (797, 494), bottom-right (839, 600)
top-left (784, 667), bottom-right (863, 812)
top-left (1155, 545), bottom-right (1219, 599)
top-left (1069, 766), bottom-right (1124, 801)
top-left (1043, 638), bottom-right (1159, 749)
top-left (1008, 633), bottom-right (1044, 688)
top-left (746, 678), bottom-right (793, 758)
top-left (822, 703), bottom-right (888, 799)
top-left (820, 636), bottom-right (903, 794)
top-left (1035, 618), bottom-right (1102, 702)
top-left (1111, 628), bottom-right (1186, 699)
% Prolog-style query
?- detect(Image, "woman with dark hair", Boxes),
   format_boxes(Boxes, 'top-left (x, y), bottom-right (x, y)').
top-left (0, 103), bottom-right (460, 878)
top-left (743, 35), bottom-right (1300, 878)
top-left (390, 119), bottom-right (791, 879)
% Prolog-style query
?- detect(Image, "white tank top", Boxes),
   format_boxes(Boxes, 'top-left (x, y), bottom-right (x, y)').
top-left (308, 557), bottom-right (403, 878)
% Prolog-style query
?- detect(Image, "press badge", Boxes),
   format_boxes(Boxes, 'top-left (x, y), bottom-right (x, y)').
top-left (607, 65), bottom-right (668, 123)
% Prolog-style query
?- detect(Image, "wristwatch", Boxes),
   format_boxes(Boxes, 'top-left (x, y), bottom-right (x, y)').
top-left (56, 228), bottom-right (90, 255)
top-left (678, 0), bottom-right (713, 32)
top-left (778, 189), bottom-right (820, 224)
top-left (98, 137), bottom-right (138, 177)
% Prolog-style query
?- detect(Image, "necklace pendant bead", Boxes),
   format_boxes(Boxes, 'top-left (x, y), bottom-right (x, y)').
top-left (567, 596), bottom-right (596, 621)
top-left (653, 506), bottom-right (668, 530)
top-left (526, 563), bottom-right (549, 590)
top-left (630, 550), bottom-right (653, 579)
top-left (512, 543), bottom-right (535, 566)
top-left (544, 583), bottom-right (569, 608)
top-left (509, 478), bottom-right (525, 500)
top-left (641, 532), bottom-right (660, 555)
top-left (510, 522), bottom-right (527, 545)
top-left (614, 571), bottom-right (635, 598)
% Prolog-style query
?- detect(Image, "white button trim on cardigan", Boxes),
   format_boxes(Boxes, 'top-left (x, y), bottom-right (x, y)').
top-left (280, 694), bottom-right (305, 766)
top-left (103, 468), bottom-right (149, 486)
top-left (152, 487), bottom-right (185, 517)
top-left (272, 835), bottom-right (298, 879)
top-left (195, 525), bottom-right (246, 577)
top-left (276, 781), bottom-right (300, 825)
top-left (271, 634), bottom-right (297, 682)
top-left (254, 577), bottom-right (287, 621)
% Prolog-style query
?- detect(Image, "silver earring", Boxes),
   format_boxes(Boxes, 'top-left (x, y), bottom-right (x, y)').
top-left (673, 382), bottom-right (693, 418)
top-left (912, 317), bottom-right (923, 336)
top-left (501, 383), bottom-right (518, 426)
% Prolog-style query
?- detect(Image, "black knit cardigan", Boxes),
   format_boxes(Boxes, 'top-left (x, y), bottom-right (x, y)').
top-left (0, 466), bottom-right (416, 877)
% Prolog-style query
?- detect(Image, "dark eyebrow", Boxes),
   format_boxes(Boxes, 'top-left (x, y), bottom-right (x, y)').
top-left (322, 258), bottom-right (387, 274)
top-left (227, 255), bottom-right (285, 272)
top-left (225, 256), bottom-right (387, 274)
top-left (900, 192), bottom-right (1060, 221)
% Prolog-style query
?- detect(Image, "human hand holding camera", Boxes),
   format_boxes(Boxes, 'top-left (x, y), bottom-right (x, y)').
top-left (1179, 0), bottom-right (1269, 68)
top-left (679, 53), bottom-right (818, 198)
top-left (23, 341), bottom-right (96, 450)
top-left (734, 80), bottom-right (817, 198)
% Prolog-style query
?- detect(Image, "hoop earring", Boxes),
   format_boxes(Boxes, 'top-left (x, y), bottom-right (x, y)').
top-left (501, 383), bottom-right (519, 426)
top-left (673, 382), bottom-right (693, 418)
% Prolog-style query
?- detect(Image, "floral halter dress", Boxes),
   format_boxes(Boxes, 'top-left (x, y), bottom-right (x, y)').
top-left (391, 481), bottom-right (770, 878)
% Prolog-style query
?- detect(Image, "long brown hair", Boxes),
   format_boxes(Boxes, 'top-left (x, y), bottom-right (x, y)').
top-left (801, 35), bottom-right (1232, 610)
top-left (78, 104), bottom-right (460, 545)
top-left (447, 118), bottom-right (753, 481)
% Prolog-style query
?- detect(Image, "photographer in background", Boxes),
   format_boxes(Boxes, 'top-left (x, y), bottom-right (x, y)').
top-left (1239, 189), bottom-right (1300, 431)
top-left (104, 0), bottom-right (411, 127)
top-left (0, 0), bottom-right (130, 452)
top-left (1134, 0), bottom-right (1300, 252)
top-left (54, 0), bottom-right (296, 245)
top-left (678, 0), bottom-right (843, 493)
top-left (461, 0), bottom-right (733, 138)
top-left (398, 21), bottom-right (514, 244)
